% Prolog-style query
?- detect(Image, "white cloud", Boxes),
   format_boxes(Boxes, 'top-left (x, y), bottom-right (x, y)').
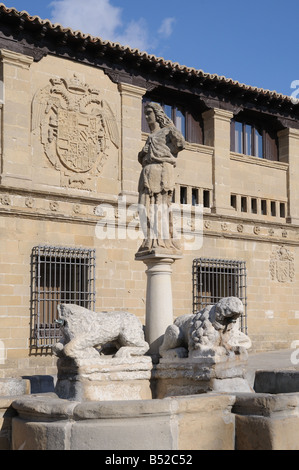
top-left (49, 1), bottom-right (176, 52)
top-left (50, 0), bottom-right (122, 38)
top-left (49, 0), bottom-right (152, 50)
top-left (115, 18), bottom-right (151, 51)
top-left (158, 17), bottom-right (176, 39)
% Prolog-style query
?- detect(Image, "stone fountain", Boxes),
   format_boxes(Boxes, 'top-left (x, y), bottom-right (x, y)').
top-left (7, 102), bottom-right (257, 451)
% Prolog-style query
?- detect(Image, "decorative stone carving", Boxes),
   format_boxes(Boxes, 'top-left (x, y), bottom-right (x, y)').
top-left (156, 297), bottom-right (253, 396)
top-left (270, 246), bottom-right (295, 283)
top-left (32, 74), bottom-right (120, 189)
top-left (136, 102), bottom-right (185, 257)
top-left (53, 304), bottom-right (149, 360)
top-left (159, 297), bottom-right (251, 361)
top-left (1, 195), bottom-right (11, 206)
top-left (253, 226), bottom-right (260, 235)
top-left (49, 201), bottom-right (59, 212)
top-left (25, 197), bottom-right (34, 208)
top-left (73, 204), bottom-right (81, 214)
top-left (221, 222), bottom-right (228, 231)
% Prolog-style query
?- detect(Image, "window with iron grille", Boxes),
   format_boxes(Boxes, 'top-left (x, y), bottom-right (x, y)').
top-left (30, 246), bottom-right (96, 349)
top-left (192, 258), bottom-right (247, 333)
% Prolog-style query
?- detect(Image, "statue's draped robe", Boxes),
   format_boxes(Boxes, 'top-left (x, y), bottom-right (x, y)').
top-left (138, 125), bottom-right (185, 253)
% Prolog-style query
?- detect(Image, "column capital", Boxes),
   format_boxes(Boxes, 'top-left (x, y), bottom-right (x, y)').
top-left (0, 49), bottom-right (33, 69)
top-left (278, 127), bottom-right (299, 141)
top-left (202, 107), bottom-right (234, 123)
top-left (118, 82), bottom-right (147, 98)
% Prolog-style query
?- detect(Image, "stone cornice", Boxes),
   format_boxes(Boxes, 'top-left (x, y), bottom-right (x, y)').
top-left (0, 188), bottom-right (298, 247)
top-left (0, 4), bottom-right (298, 125)
top-left (118, 82), bottom-right (147, 98)
top-left (202, 108), bottom-right (234, 122)
top-left (278, 128), bottom-right (299, 140)
top-left (230, 152), bottom-right (289, 171)
top-left (0, 48), bottom-right (33, 67)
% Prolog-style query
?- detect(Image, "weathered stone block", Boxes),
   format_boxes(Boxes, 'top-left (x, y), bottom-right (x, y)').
top-left (11, 393), bottom-right (235, 450)
top-left (233, 393), bottom-right (299, 450)
top-left (55, 356), bottom-right (153, 401)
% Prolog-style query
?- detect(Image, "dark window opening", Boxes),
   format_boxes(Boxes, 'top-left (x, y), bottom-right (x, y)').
top-left (192, 188), bottom-right (199, 206)
top-left (241, 197), bottom-right (247, 212)
top-left (231, 194), bottom-right (237, 210)
top-left (30, 246), bottom-right (96, 350)
top-left (203, 190), bottom-right (210, 208)
top-left (180, 186), bottom-right (188, 205)
top-left (231, 118), bottom-right (278, 161)
top-left (251, 198), bottom-right (257, 214)
top-left (280, 203), bottom-right (286, 218)
top-left (261, 200), bottom-right (267, 215)
top-left (193, 258), bottom-right (247, 334)
top-left (271, 201), bottom-right (276, 217)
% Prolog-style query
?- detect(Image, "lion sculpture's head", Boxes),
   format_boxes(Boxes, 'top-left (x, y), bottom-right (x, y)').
top-left (189, 297), bottom-right (250, 354)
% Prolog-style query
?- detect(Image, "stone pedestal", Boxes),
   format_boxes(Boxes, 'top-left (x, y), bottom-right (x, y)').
top-left (136, 253), bottom-right (182, 359)
top-left (0, 378), bottom-right (30, 450)
top-left (153, 352), bottom-right (253, 398)
top-left (0, 378), bottom-right (30, 397)
top-left (55, 356), bottom-right (153, 402)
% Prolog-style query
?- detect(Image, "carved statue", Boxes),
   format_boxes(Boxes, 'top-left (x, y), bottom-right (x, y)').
top-left (159, 297), bottom-right (252, 359)
top-left (137, 102), bottom-right (185, 256)
top-left (53, 304), bottom-right (149, 360)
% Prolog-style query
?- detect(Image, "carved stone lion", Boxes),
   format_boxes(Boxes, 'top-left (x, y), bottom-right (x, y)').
top-left (53, 304), bottom-right (149, 360)
top-left (159, 297), bottom-right (251, 360)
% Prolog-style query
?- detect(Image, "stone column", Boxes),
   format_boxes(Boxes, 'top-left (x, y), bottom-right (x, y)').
top-left (0, 49), bottom-right (33, 187)
top-left (118, 82), bottom-right (146, 203)
top-left (140, 254), bottom-right (182, 359)
top-left (278, 128), bottom-right (299, 224)
top-left (202, 108), bottom-right (234, 216)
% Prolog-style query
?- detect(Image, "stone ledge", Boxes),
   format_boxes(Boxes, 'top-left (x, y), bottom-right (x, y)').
top-left (0, 378), bottom-right (30, 397)
top-left (232, 392), bottom-right (299, 417)
top-left (254, 370), bottom-right (299, 394)
top-left (11, 393), bottom-right (236, 450)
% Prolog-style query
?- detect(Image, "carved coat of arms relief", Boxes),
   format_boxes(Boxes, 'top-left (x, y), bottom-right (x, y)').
top-left (31, 74), bottom-right (120, 190)
top-left (270, 246), bottom-right (295, 283)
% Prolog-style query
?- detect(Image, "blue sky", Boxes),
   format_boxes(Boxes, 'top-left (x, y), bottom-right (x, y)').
top-left (2, 0), bottom-right (299, 97)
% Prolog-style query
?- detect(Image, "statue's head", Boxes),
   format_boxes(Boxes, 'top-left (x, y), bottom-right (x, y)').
top-left (145, 102), bottom-right (173, 128)
top-left (212, 297), bottom-right (244, 330)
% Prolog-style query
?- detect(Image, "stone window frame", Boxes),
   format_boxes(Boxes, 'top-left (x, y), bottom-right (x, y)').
top-left (231, 116), bottom-right (279, 161)
top-left (30, 245), bottom-right (96, 350)
top-left (192, 257), bottom-right (248, 334)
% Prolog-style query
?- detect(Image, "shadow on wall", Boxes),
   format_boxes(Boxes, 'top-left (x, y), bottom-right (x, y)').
top-left (22, 375), bottom-right (55, 394)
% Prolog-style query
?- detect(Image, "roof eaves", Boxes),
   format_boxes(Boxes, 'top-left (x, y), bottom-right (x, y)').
top-left (0, 3), bottom-right (297, 110)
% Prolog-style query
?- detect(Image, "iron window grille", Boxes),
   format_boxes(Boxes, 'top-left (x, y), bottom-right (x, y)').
top-left (30, 246), bottom-right (96, 349)
top-left (193, 258), bottom-right (247, 334)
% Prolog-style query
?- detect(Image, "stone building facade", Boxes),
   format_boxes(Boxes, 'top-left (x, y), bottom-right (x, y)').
top-left (0, 5), bottom-right (299, 378)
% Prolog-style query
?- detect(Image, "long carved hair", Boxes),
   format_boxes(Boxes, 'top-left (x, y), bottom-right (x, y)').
top-left (145, 102), bottom-right (173, 128)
